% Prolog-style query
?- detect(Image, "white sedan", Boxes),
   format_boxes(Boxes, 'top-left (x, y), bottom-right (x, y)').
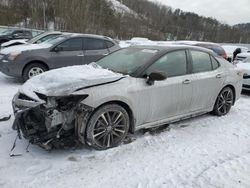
top-left (12, 45), bottom-right (243, 150)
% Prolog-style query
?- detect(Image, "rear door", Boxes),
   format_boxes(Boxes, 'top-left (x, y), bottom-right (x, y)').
top-left (49, 37), bottom-right (84, 68)
top-left (83, 38), bottom-right (110, 64)
top-left (188, 50), bottom-right (224, 112)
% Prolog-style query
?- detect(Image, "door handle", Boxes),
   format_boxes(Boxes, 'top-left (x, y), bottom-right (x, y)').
top-left (183, 79), bottom-right (191, 84)
top-left (216, 74), bottom-right (222, 78)
top-left (77, 54), bottom-right (84, 57)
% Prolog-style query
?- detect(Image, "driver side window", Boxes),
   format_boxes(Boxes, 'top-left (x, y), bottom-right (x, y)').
top-left (56, 38), bottom-right (83, 51)
top-left (146, 50), bottom-right (187, 77)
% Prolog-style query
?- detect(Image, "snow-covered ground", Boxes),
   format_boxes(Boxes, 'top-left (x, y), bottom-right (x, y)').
top-left (1, 72), bottom-right (250, 188)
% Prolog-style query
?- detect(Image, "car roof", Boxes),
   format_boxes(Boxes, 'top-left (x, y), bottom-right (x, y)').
top-left (176, 40), bottom-right (221, 46)
top-left (68, 33), bottom-right (115, 41)
top-left (128, 44), bottom-right (214, 54)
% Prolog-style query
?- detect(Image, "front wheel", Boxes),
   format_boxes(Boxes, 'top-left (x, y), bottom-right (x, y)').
top-left (23, 63), bottom-right (47, 81)
top-left (212, 87), bottom-right (234, 116)
top-left (86, 104), bottom-right (130, 150)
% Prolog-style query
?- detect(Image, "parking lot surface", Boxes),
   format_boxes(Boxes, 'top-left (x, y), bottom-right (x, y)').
top-left (0, 72), bottom-right (250, 188)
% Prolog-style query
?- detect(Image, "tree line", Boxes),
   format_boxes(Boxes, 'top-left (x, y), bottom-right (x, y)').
top-left (0, 0), bottom-right (249, 43)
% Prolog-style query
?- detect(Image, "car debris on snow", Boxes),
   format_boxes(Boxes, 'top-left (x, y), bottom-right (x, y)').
top-left (0, 115), bottom-right (11, 122)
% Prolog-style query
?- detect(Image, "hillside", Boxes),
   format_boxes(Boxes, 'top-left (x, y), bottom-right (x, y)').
top-left (0, 0), bottom-right (249, 43)
top-left (234, 23), bottom-right (250, 31)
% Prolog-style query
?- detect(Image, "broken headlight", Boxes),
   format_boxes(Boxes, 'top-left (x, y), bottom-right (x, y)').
top-left (56, 95), bottom-right (89, 111)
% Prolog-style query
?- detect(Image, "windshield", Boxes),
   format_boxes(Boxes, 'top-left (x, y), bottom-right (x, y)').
top-left (0, 29), bottom-right (13, 35)
top-left (27, 32), bottom-right (46, 43)
top-left (42, 35), bottom-right (67, 45)
top-left (96, 48), bottom-right (159, 75)
top-left (28, 33), bottom-right (62, 44)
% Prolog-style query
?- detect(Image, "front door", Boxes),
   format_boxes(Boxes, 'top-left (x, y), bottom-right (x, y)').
top-left (136, 50), bottom-right (193, 124)
top-left (49, 37), bottom-right (84, 69)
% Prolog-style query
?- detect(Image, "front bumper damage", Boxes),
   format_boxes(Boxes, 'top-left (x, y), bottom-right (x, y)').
top-left (12, 92), bottom-right (94, 150)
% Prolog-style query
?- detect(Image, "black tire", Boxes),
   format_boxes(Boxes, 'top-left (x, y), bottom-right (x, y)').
top-left (212, 87), bottom-right (234, 116)
top-left (23, 63), bottom-right (48, 81)
top-left (86, 104), bottom-right (130, 150)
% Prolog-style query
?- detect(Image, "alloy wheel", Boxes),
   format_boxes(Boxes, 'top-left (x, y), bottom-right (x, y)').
top-left (92, 110), bottom-right (127, 148)
top-left (28, 67), bottom-right (44, 78)
top-left (215, 87), bottom-right (233, 115)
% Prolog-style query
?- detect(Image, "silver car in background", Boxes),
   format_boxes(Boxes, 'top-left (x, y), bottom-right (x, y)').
top-left (12, 45), bottom-right (243, 150)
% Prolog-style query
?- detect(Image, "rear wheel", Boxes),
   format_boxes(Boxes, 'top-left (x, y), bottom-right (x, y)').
top-left (23, 63), bottom-right (48, 81)
top-left (86, 104), bottom-right (130, 150)
top-left (212, 87), bottom-right (234, 116)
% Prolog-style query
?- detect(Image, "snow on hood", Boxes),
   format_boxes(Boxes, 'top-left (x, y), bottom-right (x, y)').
top-left (19, 64), bottom-right (124, 101)
top-left (0, 43), bottom-right (52, 55)
top-left (1, 39), bottom-right (28, 47)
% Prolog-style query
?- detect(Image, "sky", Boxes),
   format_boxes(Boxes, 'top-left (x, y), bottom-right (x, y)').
top-left (150, 0), bottom-right (250, 25)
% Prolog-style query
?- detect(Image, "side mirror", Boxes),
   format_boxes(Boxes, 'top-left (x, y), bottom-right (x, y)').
top-left (53, 46), bottom-right (63, 52)
top-left (12, 33), bottom-right (20, 38)
top-left (146, 71), bottom-right (167, 85)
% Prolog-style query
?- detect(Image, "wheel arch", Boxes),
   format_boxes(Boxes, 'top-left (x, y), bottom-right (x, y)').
top-left (22, 60), bottom-right (49, 76)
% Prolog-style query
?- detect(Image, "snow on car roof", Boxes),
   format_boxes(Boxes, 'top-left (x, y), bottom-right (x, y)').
top-left (128, 44), bottom-right (214, 54)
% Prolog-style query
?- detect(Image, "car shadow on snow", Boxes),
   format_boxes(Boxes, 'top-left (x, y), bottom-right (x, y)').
top-left (0, 73), bottom-right (23, 85)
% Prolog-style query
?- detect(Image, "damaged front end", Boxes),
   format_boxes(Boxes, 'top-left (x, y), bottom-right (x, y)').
top-left (12, 92), bottom-right (94, 150)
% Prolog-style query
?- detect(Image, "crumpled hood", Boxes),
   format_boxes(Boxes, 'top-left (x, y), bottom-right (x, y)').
top-left (19, 64), bottom-right (124, 101)
top-left (1, 43), bottom-right (51, 55)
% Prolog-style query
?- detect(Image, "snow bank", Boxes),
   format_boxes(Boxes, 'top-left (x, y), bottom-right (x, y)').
top-left (119, 39), bottom-right (175, 48)
top-left (222, 45), bottom-right (249, 58)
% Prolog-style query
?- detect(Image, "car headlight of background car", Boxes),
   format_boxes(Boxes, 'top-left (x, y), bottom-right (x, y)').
top-left (7, 52), bottom-right (21, 61)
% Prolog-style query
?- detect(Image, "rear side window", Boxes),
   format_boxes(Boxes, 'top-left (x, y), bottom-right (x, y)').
top-left (106, 41), bottom-right (115, 48)
top-left (56, 38), bottom-right (83, 51)
top-left (210, 56), bottom-right (220, 69)
top-left (191, 51), bottom-right (212, 73)
top-left (84, 38), bottom-right (107, 50)
top-left (146, 50), bottom-right (187, 77)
